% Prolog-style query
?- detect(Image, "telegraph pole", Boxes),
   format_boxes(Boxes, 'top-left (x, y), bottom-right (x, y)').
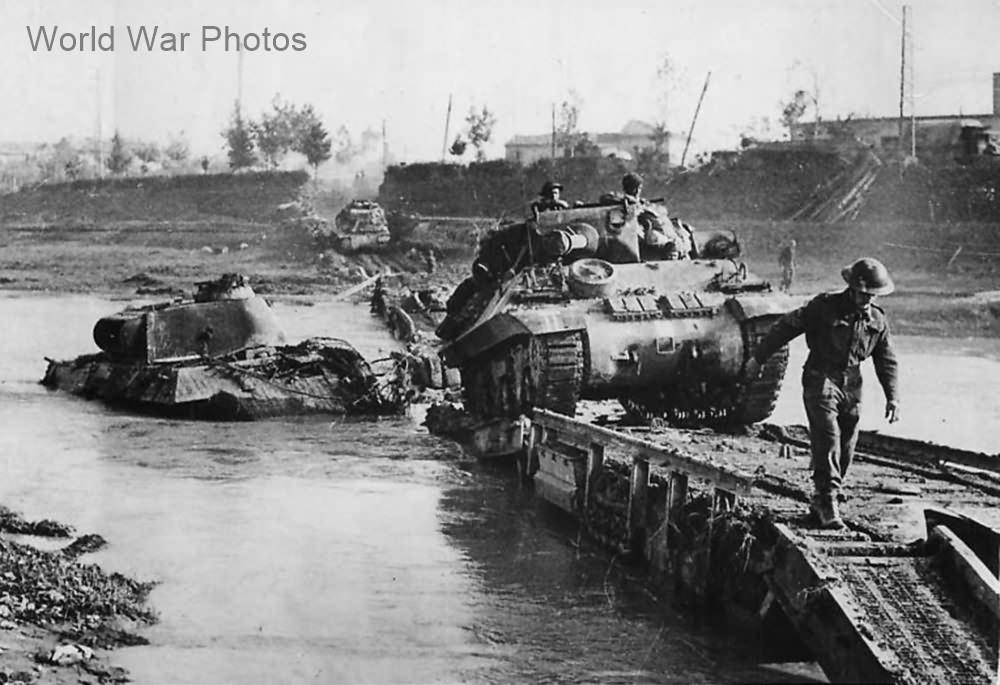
top-left (95, 69), bottom-right (103, 178)
top-left (441, 94), bottom-right (452, 161)
top-left (680, 71), bottom-right (711, 167)
top-left (898, 5), bottom-right (906, 153)
top-left (382, 119), bottom-right (388, 168)
top-left (551, 103), bottom-right (557, 158)
top-left (908, 6), bottom-right (916, 158)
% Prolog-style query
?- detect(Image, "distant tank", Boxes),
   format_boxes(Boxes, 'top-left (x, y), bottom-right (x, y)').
top-left (320, 199), bottom-right (392, 252)
top-left (436, 199), bottom-right (796, 426)
top-left (42, 274), bottom-right (407, 420)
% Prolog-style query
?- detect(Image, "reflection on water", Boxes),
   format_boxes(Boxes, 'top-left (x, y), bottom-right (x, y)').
top-left (2, 292), bottom-right (997, 683)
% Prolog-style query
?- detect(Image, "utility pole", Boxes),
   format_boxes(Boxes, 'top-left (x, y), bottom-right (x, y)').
top-left (382, 119), bottom-right (388, 169)
top-left (95, 69), bottom-right (103, 178)
top-left (898, 5), bottom-right (906, 153)
top-left (441, 94), bottom-right (452, 162)
top-left (908, 6), bottom-right (916, 158)
top-left (237, 48), bottom-right (244, 118)
top-left (680, 71), bottom-right (711, 167)
top-left (551, 103), bottom-right (557, 158)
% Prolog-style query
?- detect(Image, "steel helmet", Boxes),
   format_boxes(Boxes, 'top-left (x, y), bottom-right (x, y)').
top-left (841, 258), bottom-right (894, 295)
top-left (622, 172), bottom-right (643, 194)
top-left (540, 180), bottom-right (563, 197)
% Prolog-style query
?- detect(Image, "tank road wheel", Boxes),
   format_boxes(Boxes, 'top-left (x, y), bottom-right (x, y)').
top-left (732, 316), bottom-right (790, 424)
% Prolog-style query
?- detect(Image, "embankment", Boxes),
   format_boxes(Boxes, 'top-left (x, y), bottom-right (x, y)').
top-left (1, 167), bottom-right (998, 337)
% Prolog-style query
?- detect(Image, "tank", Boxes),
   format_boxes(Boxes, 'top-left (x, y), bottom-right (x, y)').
top-left (42, 274), bottom-right (408, 420)
top-left (323, 199), bottom-right (392, 252)
top-left (436, 199), bottom-right (797, 426)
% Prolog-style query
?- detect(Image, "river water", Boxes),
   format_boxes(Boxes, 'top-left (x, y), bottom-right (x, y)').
top-left (1, 292), bottom-right (998, 684)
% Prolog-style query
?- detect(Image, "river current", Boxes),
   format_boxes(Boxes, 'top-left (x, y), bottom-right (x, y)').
top-left (1, 292), bottom-right (997, 684)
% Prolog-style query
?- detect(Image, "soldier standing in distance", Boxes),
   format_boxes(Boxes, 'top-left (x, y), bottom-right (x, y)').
top-left (743, 258), bottom-right (901, 529)
top-left (778, 238), bottom-right (797, 292)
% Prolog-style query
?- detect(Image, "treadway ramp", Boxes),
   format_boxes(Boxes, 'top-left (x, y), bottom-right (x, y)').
top-left (767, 521), bottom-right (998, 684)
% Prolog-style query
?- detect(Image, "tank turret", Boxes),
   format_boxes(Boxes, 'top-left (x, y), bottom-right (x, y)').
top-left (92, 273), bottom-right (286, 363)
top-left (436, 198), bottom-right (796, 427)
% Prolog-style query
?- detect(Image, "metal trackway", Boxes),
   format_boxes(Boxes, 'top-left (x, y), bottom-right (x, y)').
top-left (521, 409), bottom-right (1000, 685)
top-left (768, 522), bottom-right (998, 684)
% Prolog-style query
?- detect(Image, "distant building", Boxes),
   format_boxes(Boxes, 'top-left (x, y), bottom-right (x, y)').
top-left (504, 120), bottom-right (667, 164)
top-left (788, 73), bottom-right (1000, 158)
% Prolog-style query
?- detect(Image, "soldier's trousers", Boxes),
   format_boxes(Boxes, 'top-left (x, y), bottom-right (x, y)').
top-left (802, 368), bottom-right (862, 495)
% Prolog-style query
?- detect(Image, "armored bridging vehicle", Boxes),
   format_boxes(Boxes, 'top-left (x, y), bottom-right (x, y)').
top-left (436, 198), bottom-right (797, 427)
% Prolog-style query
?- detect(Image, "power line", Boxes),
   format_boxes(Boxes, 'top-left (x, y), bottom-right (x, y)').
top-left (866, 0), bottom-right (902, 25)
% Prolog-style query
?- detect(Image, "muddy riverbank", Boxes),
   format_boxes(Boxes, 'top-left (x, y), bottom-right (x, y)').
top-left (0, 506), bottom-right (155, 684)
top-left (2, 216), bottom-right (998, 338)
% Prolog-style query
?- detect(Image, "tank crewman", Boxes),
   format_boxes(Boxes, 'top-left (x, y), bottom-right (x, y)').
top-left (622, 172), bottom-right (690, 259)
top-left (742, 258), bottom-right (901, 529)
top-left (533, 180), bottom-right (570, 212)
top-left (778, 238), bottom-right (797, 292)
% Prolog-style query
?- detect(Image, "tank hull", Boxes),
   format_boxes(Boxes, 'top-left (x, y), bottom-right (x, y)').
top-left (436, 200), bottom-right (799, 427)
top-left (42, 338), bottom-right (404, 421)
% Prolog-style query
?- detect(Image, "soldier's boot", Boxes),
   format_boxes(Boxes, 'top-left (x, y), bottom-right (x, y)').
top-left (814, 493), bottom-right (846, 530)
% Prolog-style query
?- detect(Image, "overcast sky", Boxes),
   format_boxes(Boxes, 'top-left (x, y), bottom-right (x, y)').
top-left (2, 0), bottom-right (998, 161)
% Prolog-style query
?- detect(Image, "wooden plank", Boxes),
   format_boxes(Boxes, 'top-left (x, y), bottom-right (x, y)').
top-left (532, 409), bottom-right (755, 495)
top-left (930, 525), bottom-right (1000, 621)
top-left (536, 444), bottom-right (586, 487)
top-left (628, 460), bottom-right (650, 554)
top-left (585, 442), bottom-right (605, 508)
top-left (666, 471), bottom-right (689, 550)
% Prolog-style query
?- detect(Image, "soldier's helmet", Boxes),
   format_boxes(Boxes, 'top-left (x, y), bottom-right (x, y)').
top-left (540, 180), bottom-right (563, 197)
top-left (622, 172), bottom-right (643, 195)
top-left (841, 258), bottom-right (894, 295)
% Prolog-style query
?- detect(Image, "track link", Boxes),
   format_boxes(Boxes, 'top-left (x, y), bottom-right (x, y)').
top-left (460, 331), bottom-right (585, 420)
top-left (733, 315), bottom-right (790, 424)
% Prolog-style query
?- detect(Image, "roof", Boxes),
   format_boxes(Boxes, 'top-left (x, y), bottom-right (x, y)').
top-left (505, 120), bottom-right (658, 147)
top-left (620, 120), bottom-right (656, 135)
top-left (794, 113), bottom-right (1000, 128)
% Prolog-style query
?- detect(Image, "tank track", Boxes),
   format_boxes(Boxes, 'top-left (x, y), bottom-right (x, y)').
top-left (732, 316), bottom-right (790, 424)
top-left (461, 331), bottom-right (584, 419)
top-left (619, 316), bottom-right (788, 428)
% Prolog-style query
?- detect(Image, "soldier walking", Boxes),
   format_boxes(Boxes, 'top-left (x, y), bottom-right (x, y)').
top-left (778, 239), bottom-right (797, 292)
top-left (743, 258), bottom-right (901, 529)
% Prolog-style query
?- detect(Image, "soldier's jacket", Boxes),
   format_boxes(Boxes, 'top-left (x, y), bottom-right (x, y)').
top-left (753, 290), bottom-right (899, 401)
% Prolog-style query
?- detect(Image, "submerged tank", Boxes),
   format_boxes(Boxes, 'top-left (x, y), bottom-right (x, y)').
top-left (436, 199), bottom-right (797, 426)
top-left (42, 274), bottom-right (407, 420)
top-left (325, 199), bottom-right (392, 252)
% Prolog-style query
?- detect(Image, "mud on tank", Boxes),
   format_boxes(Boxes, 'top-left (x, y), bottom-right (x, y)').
top-left (436, 198), bottom-right (797, 427)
